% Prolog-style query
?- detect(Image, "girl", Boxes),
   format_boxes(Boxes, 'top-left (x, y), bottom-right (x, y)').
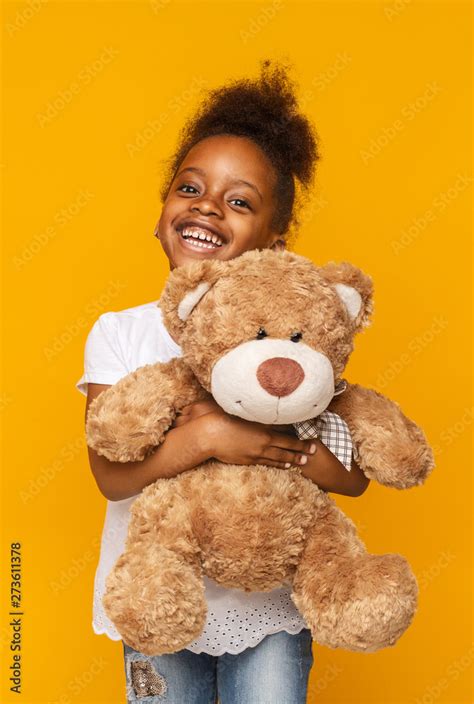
top-left (77, 60), bottom-right (370, 704)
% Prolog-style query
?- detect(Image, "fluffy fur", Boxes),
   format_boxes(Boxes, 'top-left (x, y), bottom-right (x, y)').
top-left (86, 249), bottom-right (434, 656)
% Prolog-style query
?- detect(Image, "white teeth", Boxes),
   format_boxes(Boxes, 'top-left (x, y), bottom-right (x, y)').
top-left (186, 238), bottom-right (213, 249)
top-left (180, 226), bottom-right (223, 247)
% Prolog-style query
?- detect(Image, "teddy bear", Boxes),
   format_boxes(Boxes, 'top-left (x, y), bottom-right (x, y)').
top-left (86, 249), bottom-right (434, 657)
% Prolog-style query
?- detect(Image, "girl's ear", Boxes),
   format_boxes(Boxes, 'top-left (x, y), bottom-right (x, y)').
top-left (270, 238), bottom-right (286, 252)
top-left (320, 261), bottom-right (374, 331)
top-left (159, 259), bottom-right (228, 339)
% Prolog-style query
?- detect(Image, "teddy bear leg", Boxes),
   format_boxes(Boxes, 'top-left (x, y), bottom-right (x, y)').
top-left (102, 483), bottom-right (208, 656)
top-left (103, 540), bottom-right (207, 656)
top-left (291, 501), bottom-right (419, 653)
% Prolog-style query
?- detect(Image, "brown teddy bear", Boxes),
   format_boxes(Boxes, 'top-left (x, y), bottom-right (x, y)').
top-left (86, 249), bottom-right (434, 656)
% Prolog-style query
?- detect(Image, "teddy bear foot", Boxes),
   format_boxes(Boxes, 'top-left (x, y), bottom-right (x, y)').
top-left (294, 553), bottom-right (419, 653)
top-left (102, 547), bottom-right (207, 656)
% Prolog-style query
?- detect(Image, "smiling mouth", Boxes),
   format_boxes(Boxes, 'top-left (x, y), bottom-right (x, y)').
top-left (176, 225), bottom-right (224, 250)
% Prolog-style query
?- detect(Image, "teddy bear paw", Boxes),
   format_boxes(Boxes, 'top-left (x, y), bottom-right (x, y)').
top-left (102, 550), bottom-right (208, 656)
top-left (295, 553), bottom-right (419, 653)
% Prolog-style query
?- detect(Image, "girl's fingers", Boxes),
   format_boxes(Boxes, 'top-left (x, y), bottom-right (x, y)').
top-left (258, 447), bottom-right (309, 467)
top-left (176, 406), bottom-right (192, 416)
top-left (268, 433), bottom-right (317, 457)
top-left (189, 399), bottom-right (220, 413)
top-left (171, 412), bottom-right (191, 427)
top-left (256, 459), bottom-right (293, 470)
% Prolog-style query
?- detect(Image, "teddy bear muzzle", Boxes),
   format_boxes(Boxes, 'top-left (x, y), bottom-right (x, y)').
top-left (211, 337), bottom-right (335, 425)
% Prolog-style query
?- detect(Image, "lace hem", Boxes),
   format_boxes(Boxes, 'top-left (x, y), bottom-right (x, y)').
top-left (92, 619), bottom-right (122, 641)
top-left (185, 623), bottom-right (308, 656)
top-left (91, 620), bottom-right (309, 656)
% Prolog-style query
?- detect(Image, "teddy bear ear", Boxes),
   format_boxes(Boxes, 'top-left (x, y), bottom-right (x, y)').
top-left (320, 261), bottom-right (374, 330)
top-left (177, 281), bottom-right (212, 321)
top-left (159, 258), bottom-right (228, 337)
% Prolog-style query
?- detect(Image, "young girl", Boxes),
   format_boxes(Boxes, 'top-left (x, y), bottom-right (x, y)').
top-left (77, 60), bottom-right (370, 704)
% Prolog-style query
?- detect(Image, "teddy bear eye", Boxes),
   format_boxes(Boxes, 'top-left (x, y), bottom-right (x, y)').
top-left (256, 327), bottom-right (268, 339)
top-left (290, 331), bottom-right (303, 342)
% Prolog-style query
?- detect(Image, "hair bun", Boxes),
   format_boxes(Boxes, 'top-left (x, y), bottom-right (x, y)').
top-left (160, 59), bottom-right (321, 237)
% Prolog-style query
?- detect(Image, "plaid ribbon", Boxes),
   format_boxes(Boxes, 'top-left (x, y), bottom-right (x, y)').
top-left (293, 379), bottom-right (353, 472)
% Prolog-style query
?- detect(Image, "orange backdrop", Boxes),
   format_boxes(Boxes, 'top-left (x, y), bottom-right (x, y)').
top-left (1, 0), bottom-right (472, 702)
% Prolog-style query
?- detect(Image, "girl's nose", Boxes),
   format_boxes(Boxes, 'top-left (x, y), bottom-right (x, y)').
top-left (256, 357), bottom-right (305, 397)
top-left (191, 198), bottom-right (223, 217)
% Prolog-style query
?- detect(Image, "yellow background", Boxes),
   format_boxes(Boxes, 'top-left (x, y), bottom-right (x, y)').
top-left (1, 0), bottom-right (472, 702)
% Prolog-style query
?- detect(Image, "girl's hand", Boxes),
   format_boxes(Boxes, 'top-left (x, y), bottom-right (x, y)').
top-left (171, 394), bottom-right (223, 428)
top-left (200, 411), bottom-right (317, 469)
top-left (173, 397), bottom-right (297, 434)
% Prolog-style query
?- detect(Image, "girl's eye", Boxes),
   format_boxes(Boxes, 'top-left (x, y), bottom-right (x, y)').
top-left (177, 184), bottom-right (199, 194)
top-left (230, 198), bottom-right (251, 209)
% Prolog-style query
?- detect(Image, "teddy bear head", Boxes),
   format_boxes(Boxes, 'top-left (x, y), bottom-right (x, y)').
top-left (159, 249), bottom-right (373, 425)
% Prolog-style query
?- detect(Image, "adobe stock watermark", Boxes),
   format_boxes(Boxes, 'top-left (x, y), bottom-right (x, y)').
top-left (265, 52), bottom-right (352, 138)
top-left (43, 279), bottom-right (127, 362)
top-left (413, 642), bottom-right (474, 704)
top-left (54, 657), bottom-right (107, 704)
top-left (36, 46), bottom-right (119, 127)
top-left (375, 315), bottom-right (448, 389)
top-left (150, 0), bottom-right (171, 12)
top-left (310, 662), bottom-right (343, 696)
top-left (391, 172), bottom-right (472, 255)
top-left (240, 0), bottom-right (284, 44)
top-left (430, 406), bottom-right (474, 458)
top-left (360, 81), bottom-right (442, 165)
top-left (298, 195), bottom-right (329, 230)
top-left (0, 390), bottom-right (14, 412)
top-left (127, 75), bottom-right (207, 158)
top-left (49, 508), bottom-right (131, 595)
top-left (48, 505), bottom-right (129, 598)
top-left (418, 550), bottom-right (456, 591)
top-left (5, 0), bottom-right (48, 37)
top-left (20, 435), bottom-right (86, 504)
top-left (304, 52), bottom-right (352, 96)
top-left (384, 0), bottom-right (413, 22)
top-left (50, 537), bottom-right (100, 595)
top-left (13, 189), bottom-right (95, 270)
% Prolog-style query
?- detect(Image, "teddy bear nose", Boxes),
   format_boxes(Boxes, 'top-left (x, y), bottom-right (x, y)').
top-left (256, 357), bottom-right (305, 397)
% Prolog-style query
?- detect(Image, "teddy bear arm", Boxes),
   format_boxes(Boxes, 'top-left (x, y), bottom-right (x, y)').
top-left (86, 357), bottom-right (205, 462)
top-left (328, 383), bottom-right (435, 489)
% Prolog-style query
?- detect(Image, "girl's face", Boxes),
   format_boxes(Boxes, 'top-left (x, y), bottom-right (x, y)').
top-left (156, 134), bottom-right (285, 269)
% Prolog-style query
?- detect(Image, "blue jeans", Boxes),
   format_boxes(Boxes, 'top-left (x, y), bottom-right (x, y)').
top-left (122, 629), bottom-right (314, 703)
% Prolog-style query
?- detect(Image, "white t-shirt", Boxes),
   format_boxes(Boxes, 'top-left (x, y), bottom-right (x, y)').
top-left (76, 300), bottom-right (309, 655)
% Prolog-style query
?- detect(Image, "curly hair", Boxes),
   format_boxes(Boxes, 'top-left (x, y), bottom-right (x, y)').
top-left (159, 59), bottom-right (321, 240)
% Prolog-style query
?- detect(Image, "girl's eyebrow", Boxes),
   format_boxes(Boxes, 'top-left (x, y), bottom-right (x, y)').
top-left (176, 166), bottom-right (263, 202)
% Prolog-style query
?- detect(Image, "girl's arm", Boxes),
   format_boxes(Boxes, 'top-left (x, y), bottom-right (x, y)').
top-left (208, 416), bottom-right (371, 497)
top-left (174, 399), bottom-right (370, 498)
top-left (85, 384), bottom-right (318, 501)
top-left (86, 384), bottom-right (211, 500)
top-left (299, 442), bottom-right (370, 497)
